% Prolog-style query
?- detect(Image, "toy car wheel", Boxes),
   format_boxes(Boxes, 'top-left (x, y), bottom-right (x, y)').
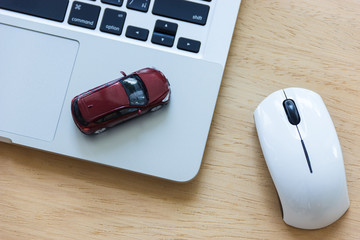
top-left (150, 105), bottom-right (163, 112)
top-left (94, 128), bottom-right (107, 134)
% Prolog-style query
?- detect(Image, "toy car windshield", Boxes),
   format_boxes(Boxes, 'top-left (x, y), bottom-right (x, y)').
top-left (120, 75), bottom-right (148, 106)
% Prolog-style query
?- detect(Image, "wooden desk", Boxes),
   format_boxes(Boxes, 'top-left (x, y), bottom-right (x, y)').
top-left (1, 0), bottom-right (360, 239)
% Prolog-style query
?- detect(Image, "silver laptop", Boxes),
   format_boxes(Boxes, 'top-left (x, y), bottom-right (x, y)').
top-left (0, 0), bottom-right (241, 182)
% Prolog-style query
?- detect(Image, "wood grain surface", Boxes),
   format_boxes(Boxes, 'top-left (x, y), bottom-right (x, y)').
top-left (1, 0), bottom-right (360, 239)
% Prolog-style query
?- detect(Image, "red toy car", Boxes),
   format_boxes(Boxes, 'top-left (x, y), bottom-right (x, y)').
top-left (71, 68), bottom-right (170, 134)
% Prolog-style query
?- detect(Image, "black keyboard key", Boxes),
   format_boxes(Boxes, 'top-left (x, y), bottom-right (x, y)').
top-left (152, 0), bottom-right (210, 26)
top-left (151, 32), bottom-right (174, 47)
top-left (0, 0), bottom-right (69, 22)
top-left (154, 20), bottom-right (178, 36)
top-left (100, 9), bottom-right (126, 35)
top-left (101, 0), bottom-right (123, 7)
top-left (68, 1), bottom-right (101, 30)
top-left (177, 38), bottom-right (201, 53)
top-left (127, 0), bottom-right (151, 12)
top-left (126, 26), bottom-right (149, 41)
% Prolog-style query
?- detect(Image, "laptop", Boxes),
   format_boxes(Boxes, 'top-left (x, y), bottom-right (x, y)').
top-left (0, 0), bottom-right (241, 182)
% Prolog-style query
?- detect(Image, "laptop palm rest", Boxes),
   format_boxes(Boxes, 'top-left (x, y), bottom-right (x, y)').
top-left (0, 24), bottom-right (78, 141)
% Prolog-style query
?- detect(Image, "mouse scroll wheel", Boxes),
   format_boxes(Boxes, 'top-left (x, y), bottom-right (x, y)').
top-left (283, 99), bottom-right (301, 125)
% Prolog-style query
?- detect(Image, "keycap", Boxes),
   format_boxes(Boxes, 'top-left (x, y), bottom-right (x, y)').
top-left (0, 0), bottom-right (69, 22)
top-left (126, 26), bottom-right (149, 41)
top-left (152, 0), bottom-right (210, 25)
top-left (151, 20), bottom-right (177, 47)
top-left (68, 1), bottom-right (101, 30)
top-left (151, 33), bottom-right (174, 47)
top-left (100, 9), bottom-right (126, 35)
top-left (101, 0), bottom-right (123, 7)
top-left (154, 20), bottom-right (178, 36)
top-left (127, 0), bottom-right (151, 12)
top-left (177, 38), bottom-right (201, 53)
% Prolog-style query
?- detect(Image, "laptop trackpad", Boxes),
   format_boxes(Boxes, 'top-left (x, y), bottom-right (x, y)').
top-left (0, 24), bottom-right (78, 141)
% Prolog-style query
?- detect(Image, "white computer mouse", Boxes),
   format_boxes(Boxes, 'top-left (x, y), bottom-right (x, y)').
top-left (254, 87), bottom-right (349, 230)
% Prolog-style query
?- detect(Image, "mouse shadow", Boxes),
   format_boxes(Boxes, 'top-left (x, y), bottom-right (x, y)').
top-left (1, 141), bottom-right (202, 203)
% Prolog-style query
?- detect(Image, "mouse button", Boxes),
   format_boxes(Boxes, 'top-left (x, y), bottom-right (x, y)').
top-left (303, 137), bottom-right (345, 188)
top-left (254, 107), bottom-right (300, 152)
top-left (255, 102), bottom-right (301, 164)
top-left (254, 90), bottom-right (288, 128)
top-left (283, 88), bottom-right (320, 115)
top-left (284, 88), bottom-right (329, 135)
top-left (254, 89), bottom-right (286, 113)
top-left (294, 92), bottom-right (337, 151)
top-left (303, 129), bottom-right (342, 164)
top-left (283, 99), bottom-right (300, 125)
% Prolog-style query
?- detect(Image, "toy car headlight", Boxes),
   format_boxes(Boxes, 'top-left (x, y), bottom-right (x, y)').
top-left (162, 91), bottom-right (170, 102)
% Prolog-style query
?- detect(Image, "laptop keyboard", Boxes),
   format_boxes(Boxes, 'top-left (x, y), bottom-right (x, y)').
top-left (0, 0), bottom-right (212, 54)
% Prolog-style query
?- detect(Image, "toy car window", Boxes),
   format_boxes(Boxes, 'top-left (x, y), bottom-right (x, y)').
top-left (119, 107), bottom-right (138, 115)
top-left (100, 112), bottom-right (118, 123)
top-left (121, 75), bottom-right (148, 106)
top-left (96, 108), bottom-right (138, 123)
